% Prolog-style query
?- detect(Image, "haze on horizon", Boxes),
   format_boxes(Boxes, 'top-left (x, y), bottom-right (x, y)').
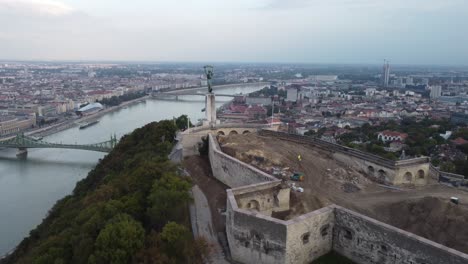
top-left (0, 0), bottom-right (467, 65)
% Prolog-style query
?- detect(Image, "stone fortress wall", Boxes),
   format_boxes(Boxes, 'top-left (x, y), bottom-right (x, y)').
top-left (208, 133), bottom-right (277, 187)
top-left (206, 133), bottom-right (468, 264)
top-left (258, 130), bottom-right (432, 186)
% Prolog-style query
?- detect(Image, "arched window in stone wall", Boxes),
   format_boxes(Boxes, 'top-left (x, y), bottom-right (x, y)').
top-left (242, 130), bottom-right (250, 135)
top-left (368, 166), bottom-right (375, 176)
top-left (246, 199), bottom-right (260, 210)
top-left (217, 131), bottom-right (225, 136)
top-left (417, 170), bottom-right (425, 179)
top-left (301, 232), bottom-right (310, 244)
top-left (229, 130), bottom-right (238, 136)
top-left (404, 172), bottom-right (413, 182)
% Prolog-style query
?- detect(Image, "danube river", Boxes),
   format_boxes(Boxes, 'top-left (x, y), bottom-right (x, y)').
top-left (0, 84), bottom-right (264, 256)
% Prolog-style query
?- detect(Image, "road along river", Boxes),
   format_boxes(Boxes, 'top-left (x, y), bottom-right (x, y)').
top-left (0, 84), bottom-right (265, 256)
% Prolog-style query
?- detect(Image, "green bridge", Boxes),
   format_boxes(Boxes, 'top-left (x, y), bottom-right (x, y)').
top-left (0, 134), bottom-right (118, 156)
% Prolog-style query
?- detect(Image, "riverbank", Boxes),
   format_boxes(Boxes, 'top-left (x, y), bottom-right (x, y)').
top-left (30, 95), bottom-right (150, 138)
top-left (0, 120), bottom-right (212, 264)
top-left (0, 84), bottom-right (265, 257)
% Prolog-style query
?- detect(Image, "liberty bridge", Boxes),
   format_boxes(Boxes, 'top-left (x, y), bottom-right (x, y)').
top-left (0, 133), bottom-right (118, 158)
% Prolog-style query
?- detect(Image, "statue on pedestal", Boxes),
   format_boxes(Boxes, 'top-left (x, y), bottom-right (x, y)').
top-left (204, 65), bottom-right (214, 93)
top-left (203, 65), bottom-right (216, 126)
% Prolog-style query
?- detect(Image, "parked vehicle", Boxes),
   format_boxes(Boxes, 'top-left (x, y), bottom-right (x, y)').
top-left (289, 183), bottom-right (304, 193)
top-left (290, 172), bottom-right (304, 181)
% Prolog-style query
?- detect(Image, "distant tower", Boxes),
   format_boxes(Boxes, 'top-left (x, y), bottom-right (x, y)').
top-left (382, 60), bottom-right (390, 87)
top-left (430, 85), bottom-right (442, 99)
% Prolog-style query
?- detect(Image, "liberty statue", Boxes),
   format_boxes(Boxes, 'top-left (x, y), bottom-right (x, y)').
top-left (204, 65), bottom-right (214, 93)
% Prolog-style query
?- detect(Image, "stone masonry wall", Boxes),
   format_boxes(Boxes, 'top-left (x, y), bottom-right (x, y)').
top-left (332, 152), bottom-right (396, 184)
top-left (206, 129), bottom-right (468, 264)
top-left (208, 134), bottom-right (277, 187)
top-left (226, 183), bottom-right (334, 264)
top-left (333, 206), bottom-right (468, 264)
top-left (227, 188), bottom-right (288, 264)
top-left (259, 130), bottom-right (432, 186)
top-left (284, 207), bottom-right (334, 263)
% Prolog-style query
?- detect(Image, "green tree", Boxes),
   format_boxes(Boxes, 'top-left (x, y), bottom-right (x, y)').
top-left (146, 173), bottom-right (192, 229)
top-left (440, 161), bottom-right (456, 173)
top-left (160, 222), bottom-right (191, 260)
top-left (175, 115), bottom-right (193, 130)
top-left (92, 214), bottom-right (145, 264)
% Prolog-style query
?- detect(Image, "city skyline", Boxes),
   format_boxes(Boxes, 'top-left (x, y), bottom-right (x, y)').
top-left (0, 0), bottom-right (468, 64)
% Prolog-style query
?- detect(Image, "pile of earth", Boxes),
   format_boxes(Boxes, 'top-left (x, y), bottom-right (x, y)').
top-left (374, 196), bottom-right (468, 254)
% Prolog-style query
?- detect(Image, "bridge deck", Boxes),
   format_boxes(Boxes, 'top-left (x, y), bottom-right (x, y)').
top-left (0, 134), bottom-right (116, 153)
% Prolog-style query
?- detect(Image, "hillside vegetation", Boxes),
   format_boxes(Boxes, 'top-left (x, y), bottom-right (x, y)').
top-left (1, 119), bottom-right (210, 264)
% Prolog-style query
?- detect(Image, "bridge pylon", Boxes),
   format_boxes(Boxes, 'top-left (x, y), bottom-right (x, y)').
top-left (17, 147), bottom-right (28, 159)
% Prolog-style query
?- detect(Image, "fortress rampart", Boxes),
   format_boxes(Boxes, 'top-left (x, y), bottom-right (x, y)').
top-left (258, 130), bottom-right (431, 186)
top-left (205, 133), bottom-right (468, 264)
top-left (208, 133), bottom-right (278, 187)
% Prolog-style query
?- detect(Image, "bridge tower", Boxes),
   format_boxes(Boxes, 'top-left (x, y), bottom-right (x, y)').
top-left (13, 134), bottom-right (28, 158)
top-left (17, 147), bottom-right (27, 159)
top-left (203, 65), bottom-right (217, 126)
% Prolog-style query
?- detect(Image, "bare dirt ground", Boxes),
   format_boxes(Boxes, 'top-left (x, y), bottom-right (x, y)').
top-left (219, 133), bottom-right (468, 254)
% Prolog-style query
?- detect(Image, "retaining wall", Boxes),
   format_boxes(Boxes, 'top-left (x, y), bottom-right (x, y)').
top-left (206, 128), bottom-right (468, 264)
top-left (208, 134), bottom-right (277, 187)
top-left (333, 206), bottom-right (468, 264)
top-left (226, 182), bottom-right (468, 264)
top-left (259, 130), bottom-right (431, 186)
top-left (226, 182), bottom-right (334, 264)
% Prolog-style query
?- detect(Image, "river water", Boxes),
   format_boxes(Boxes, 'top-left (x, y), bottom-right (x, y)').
top-left (0, 85), bottom-right (263, 256)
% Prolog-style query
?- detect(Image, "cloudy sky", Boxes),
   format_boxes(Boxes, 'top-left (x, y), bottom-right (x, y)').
top-left (0, 0), bottom-right (467, 64)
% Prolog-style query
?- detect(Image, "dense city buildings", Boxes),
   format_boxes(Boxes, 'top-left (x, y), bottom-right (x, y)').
top-left (2, 61), bottom-right (468, 264)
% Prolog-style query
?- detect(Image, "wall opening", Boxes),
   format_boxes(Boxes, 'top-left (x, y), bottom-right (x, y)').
top-left (302, 232), bottom-right (310, 244)
top-left (418, 169), bottom-right (425, 179)
top-left (368, 166), bottom-right (375, 176)
top-left (242, 130), bottom-right (250, 135)
top-left (229, 130), bottom-right (238, 136)
top-left (274, 195), bottom-right (279, 207)
top-left (378, 170), bottom-right (387, 183)
top-left (381, 245), bottom-right (388, 252)
top-left (343, 228), bottom-right (353, 240)
top-left (404, 172), bottom-right (413, 182)
top-left (320, 224), bottom-right (330, 237)
top-left (247, 199), bottom-right (260, 210)
top-left (217, 131), bottom-right (225, 136)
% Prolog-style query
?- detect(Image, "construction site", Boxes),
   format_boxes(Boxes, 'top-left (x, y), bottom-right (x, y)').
top-left (216, 132), bottom-right (468, 255)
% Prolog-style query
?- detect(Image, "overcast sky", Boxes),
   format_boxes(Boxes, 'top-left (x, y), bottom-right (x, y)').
top-left (0, 0), bottom-right (467, 64)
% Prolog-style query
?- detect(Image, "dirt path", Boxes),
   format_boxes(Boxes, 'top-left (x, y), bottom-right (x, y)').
top-left (190, 185), bottom-right (229, 264)
top-left (183, 155), bottom-right (230, 262)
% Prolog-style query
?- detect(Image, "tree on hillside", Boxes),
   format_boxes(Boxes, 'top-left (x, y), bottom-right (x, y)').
top-left (160, 222), bottom-right (191, 260)
top-left (146, 173), bottom-right (192, 229)
top-left (175, 115), bottom-right (193, 130)
top-left (91, 214), bottom-right (145, 264)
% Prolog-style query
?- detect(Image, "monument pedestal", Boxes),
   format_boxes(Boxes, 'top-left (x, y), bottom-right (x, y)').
top-left (205, 93), bottom-right (217, 126)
